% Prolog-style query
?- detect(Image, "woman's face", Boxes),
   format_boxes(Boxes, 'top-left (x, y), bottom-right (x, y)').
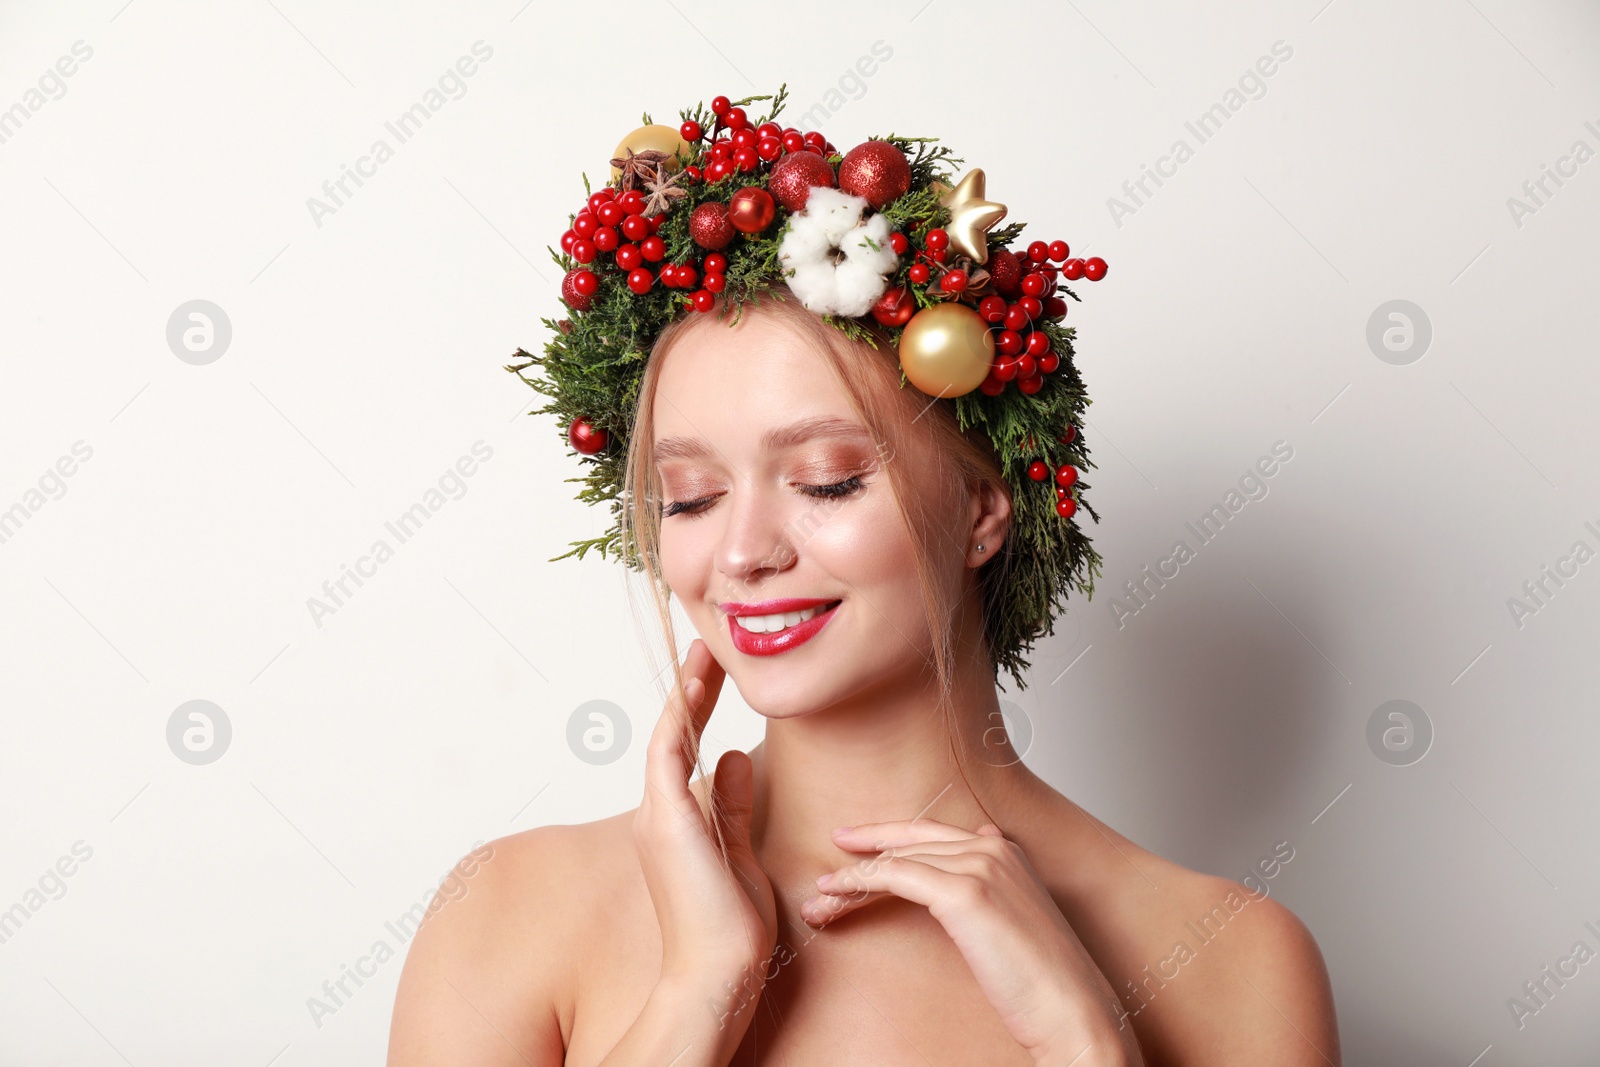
top-left (651, 311), bottom-right (946, 718)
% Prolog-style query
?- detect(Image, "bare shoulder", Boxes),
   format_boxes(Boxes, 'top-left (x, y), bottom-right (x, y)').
top-left (1048, 807), bottom-right (1340, 1065)
top-left (386, 812), bottom-right (639, 1067)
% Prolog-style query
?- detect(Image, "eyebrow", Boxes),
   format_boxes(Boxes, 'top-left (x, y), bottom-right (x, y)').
top-left (654, 415), bottom-right (872, 462)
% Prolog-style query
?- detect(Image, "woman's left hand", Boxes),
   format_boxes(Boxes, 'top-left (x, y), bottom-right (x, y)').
top-left (801, 819), bottom-right (1145, 1067)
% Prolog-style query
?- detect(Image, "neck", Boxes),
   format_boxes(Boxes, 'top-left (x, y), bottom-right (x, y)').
top-left (743, 609), bottom-right (1043, 868)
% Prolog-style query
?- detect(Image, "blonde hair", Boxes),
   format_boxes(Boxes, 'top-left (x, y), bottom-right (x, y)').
top-left (619, 282), bottom-right (1012, 855)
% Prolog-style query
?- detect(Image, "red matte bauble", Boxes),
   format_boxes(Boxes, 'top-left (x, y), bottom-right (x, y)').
top-left (568, 417), bottom-right (608, 455)
top-left (689, 202), bottom-right (736, 250)
top-left (767, 150), bottom-right (836, 211)
top-left (728, 187), bottom-right (776, 233)
top-left (988, 248), bottom-right (1022, 295)
top-left (838, 140), bottom-right (911, 208)
top-left (871, 285), bottom-right (916, 327)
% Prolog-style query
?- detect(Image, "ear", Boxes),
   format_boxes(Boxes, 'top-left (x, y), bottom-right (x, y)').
top-left (966, 478), bottom-right (1012, 568)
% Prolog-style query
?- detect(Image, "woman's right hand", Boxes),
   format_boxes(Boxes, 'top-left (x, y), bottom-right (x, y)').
top-left (635, 638), bottom-right (778, 1037)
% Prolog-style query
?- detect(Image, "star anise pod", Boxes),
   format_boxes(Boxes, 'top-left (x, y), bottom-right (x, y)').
top-left (641, 163), bottom-right (690, 217)
top-left (922, 253), bottom-right (993, 304)
top-left (611, 147), bottom-right (672, 192)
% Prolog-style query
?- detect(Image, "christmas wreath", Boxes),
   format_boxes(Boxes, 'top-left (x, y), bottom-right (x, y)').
top-left (506, 85), bottom-right (1109, 690)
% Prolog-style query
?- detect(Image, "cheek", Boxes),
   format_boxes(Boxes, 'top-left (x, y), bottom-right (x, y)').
top-left (659, 522), bottom-right (714, 597)
top-left (802, 489), bottom-right (920, 599)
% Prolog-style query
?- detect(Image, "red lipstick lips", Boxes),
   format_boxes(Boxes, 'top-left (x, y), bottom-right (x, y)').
top-left (723, 597), bottom-right (842, 656)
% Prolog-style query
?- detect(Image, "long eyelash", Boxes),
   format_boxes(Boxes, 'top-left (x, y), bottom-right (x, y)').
top-left (661, 475), bottom-right (868, 519)
top-left (802, 474), bottom-right (867, 499)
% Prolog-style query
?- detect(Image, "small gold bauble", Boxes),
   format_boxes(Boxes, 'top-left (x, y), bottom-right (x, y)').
top-left (898, 304), bottom-right (995, 398)
top-left (610, 124), bottom-right (692, 181)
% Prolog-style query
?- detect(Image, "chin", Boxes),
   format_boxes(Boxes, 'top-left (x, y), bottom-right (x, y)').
top-left (718, 648), bottom-right (849, 720)
top-left (731, 647), bottom-right (924, 721)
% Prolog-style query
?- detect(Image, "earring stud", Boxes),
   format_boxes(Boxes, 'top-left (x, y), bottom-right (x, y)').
top-left (977, 544), bottom-right (986, 553)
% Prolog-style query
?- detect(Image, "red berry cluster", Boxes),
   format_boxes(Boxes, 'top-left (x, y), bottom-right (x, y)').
top-left (558, 94), bottom-right (840, 317)
top-left (682, 94), bottom-right (837, 185)
top-left (905, 236), bottom-right (1108, 398)
top-left (1023, 423), bottom-right (1083, 518)
top-left (557, 187), bottom-right (735, 313)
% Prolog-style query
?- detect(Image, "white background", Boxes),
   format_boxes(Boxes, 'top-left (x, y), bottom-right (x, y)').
top-left (3, 0), bottom-right (1599, 1063)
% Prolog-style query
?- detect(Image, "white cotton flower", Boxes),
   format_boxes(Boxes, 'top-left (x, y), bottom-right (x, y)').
top-left (778, 186), bottom-right (900, 318)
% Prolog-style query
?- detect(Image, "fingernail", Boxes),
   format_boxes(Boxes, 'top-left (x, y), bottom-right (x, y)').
top-left (831, 825), bottom-right (853, 837)
top-left (815, 872), bottom-right (833, 888)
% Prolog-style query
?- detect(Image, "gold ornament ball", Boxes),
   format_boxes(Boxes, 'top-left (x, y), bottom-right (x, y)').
top-left (610, 124), bottom-right (692, 181)
top-left (898, 304), bottom-right (995, 399)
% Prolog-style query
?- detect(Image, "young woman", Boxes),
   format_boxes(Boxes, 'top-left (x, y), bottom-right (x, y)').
top-left (386, 284), bottom-right (1341, 1065)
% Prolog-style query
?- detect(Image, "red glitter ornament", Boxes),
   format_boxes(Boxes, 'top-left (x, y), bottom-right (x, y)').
top-left (837, 140), bottom-right (911, 208)
top-left (767, 150), bottom-right (836, 211)
top-left (689, 202), bottom-right (736, 250)
top-left (561, 269), bottom-right (595, 311)
top-left (987, 248), bottom-right (1022, 295)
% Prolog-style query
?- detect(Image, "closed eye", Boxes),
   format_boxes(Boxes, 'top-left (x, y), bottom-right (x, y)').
top-left (662, 475), bottom-right (868, 519)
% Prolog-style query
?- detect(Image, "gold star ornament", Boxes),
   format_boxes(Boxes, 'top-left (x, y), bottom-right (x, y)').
top-left (936, 168), bottom-right (1007, 265)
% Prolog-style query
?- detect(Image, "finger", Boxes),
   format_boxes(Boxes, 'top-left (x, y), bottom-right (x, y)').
top-left (803, 854), bottom-right (966, 924)
top-left (713, 749), bottom-right (773, 921)
top-left (696, 639), bottom-right (728, 708)
top-left (682, 641), bottom-right (730, 768)
top-left (800, 887), bottom-right (892, 926)
top-left (831, 818), bottom-right (983, 850)
top-left (711, 749), bottom-right (755, 856)
top-left (832, 837), bottom-right (1000, 861)
top-left (643, 641), bottom-right (720, 813)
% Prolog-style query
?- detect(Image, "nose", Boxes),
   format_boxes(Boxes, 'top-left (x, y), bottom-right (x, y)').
top-left (714, 480), bottom-right (796, 589)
